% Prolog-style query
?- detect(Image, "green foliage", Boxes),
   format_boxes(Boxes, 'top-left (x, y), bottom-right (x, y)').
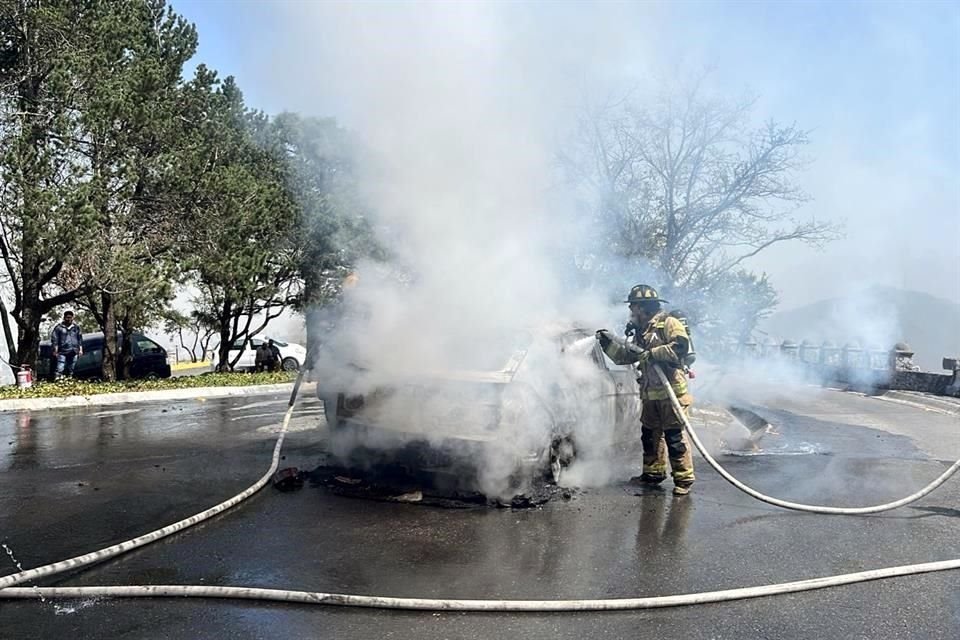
top-left (1, 2), bottom-right (379, 379)
top-left (0, 0), bottom-right (104, 368)
top-left (173, 73), bottom-right (307, 368)
top-left (680, 270), bottom-right (779, 352)
top-left (0, 0), bottom-right (200, 377)
top-left (0, 370), bottom-right (295, 399)
top-left (69, 1), bottom-right (198, 378)
top-left (269, 113), bottom-right (381, 309)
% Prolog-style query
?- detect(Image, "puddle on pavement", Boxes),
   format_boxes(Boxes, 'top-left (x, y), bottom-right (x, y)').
top-left (240, 409), bottom-right (323, 423)
top-left (229, 400), bottom-right (287, 411)
top-left (89, 408), bottom-right (142, 418)
top-left (255, 416), bottom-right (320, 434)
top-left (722, 441), bottom-right (825, 456)
top-left (719, 405), bottom-right (825, 457)
top-left (54, 598), bottom-right (102, 615)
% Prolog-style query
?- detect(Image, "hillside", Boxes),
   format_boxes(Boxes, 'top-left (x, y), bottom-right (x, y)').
top-left (761, 286), bottom-right (960, 372)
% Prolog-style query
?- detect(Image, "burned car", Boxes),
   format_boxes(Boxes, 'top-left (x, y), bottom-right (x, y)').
top-left (316, 326), bottom-right (643, 497)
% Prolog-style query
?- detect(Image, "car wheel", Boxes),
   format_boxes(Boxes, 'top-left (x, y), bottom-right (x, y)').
top-left (321, 393), bottom-right (344, 429)
top-left (281, 357), bottom-right (300, 372)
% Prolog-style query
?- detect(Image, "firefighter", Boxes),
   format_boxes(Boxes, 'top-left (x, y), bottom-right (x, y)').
top-left (596, 285), bottom-right (695, 495)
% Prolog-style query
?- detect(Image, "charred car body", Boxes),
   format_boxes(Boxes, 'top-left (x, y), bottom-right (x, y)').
top-left (316, 326), bottom-right (643, 497)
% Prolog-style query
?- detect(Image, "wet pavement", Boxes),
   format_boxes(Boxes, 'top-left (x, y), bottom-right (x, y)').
top-left (1, 385), bottom-right (959, 639)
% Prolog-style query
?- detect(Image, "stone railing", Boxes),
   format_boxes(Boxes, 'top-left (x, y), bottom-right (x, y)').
top-left (736, 340), bottom-right (960, 398)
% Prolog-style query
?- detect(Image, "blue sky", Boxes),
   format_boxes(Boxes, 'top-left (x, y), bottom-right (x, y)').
top-left (171, 0), bottom-right (960, 310)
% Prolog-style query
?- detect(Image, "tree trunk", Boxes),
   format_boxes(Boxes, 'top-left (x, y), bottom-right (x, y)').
top-left (14, 308), bottom-right (42, 377)
top-left (119, 314), bottom-right (134, 379)
top-left (101, 291), bottom-right (117, 381)
top-left (177, 328), bottom-right (197, 363)
top-left (187, 327), bottom-right (199, 362)
top-left (11, 12), bottom-right (48, 379)
top-left (200, 332), bottom-right (215, 363)
top-left (303, 270), bottom-right (320, 370)
top-left (0, 298), bottom-right (19, 379)
top-left (216, 298), bottom-right (232, 372)
top-left (15, 267), bottom-right (44, 376)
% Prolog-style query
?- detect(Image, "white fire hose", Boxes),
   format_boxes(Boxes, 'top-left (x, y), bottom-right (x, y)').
top-left (650, 365), bottom-right (960, 515)
top-left (1, 365), bottom-right (958, 611)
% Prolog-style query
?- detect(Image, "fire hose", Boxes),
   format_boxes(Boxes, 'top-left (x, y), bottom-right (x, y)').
top-left (650, 365), bottom-right (960, 515)
top-left (1, 365), bottom-right (959, 611)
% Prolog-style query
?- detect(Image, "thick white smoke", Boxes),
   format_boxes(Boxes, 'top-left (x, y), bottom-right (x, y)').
top-left (281, 3), bottom-right (662, 496)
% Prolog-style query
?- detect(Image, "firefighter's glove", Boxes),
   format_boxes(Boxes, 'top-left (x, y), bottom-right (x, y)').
top-left (636, 349), bottom-right (652, 366)
top-left (596, 330), bottom-right (613, 349)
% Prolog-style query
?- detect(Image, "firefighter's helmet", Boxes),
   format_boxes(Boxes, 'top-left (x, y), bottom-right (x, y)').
top-left (625, 284), bottom-right (668, 305)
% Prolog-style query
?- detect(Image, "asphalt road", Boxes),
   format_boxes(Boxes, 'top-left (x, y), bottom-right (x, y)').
top-left (1, 382), bottom-right (958, 639)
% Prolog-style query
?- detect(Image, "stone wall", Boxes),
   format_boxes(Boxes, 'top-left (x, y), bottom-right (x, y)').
top-left (738, 341), bottom-right (960, 398)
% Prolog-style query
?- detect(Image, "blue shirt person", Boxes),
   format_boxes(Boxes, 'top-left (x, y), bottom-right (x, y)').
top-left (51, 311), bottom-right (83, 379)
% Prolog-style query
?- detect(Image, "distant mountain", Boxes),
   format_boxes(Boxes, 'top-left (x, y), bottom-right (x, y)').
top-left (760, 286), bottom-right (960, 372)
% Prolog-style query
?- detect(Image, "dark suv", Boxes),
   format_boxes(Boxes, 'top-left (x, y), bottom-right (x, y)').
top-left (37, 331), bottom-right (172, 381)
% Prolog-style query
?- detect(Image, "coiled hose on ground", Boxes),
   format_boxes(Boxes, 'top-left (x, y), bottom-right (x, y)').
top-left (1, 365), bottom-right (958, 611)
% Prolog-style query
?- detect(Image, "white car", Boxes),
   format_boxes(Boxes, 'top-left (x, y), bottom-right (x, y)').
top-left (318, 326), bottom-right (643, 494)
top-left (222, 337), bottom-right (307, 372)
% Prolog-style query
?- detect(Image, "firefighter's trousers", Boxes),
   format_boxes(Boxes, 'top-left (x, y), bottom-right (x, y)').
top-left (640, 399), bottom-right (695, 487)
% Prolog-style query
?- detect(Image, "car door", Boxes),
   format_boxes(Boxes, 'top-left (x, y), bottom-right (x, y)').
top-left (73, 337), bottom-right (103, 380)
top-left (587, 335), bottom-right (642, 452)
top-left (233, 338), bottom-right (261, 370)
top-left (554, 330), bottom-right (618, 433)
top-left (130, 334), bottom-right (166, 378)
top-left (607, 361), bottom-right (641, 445)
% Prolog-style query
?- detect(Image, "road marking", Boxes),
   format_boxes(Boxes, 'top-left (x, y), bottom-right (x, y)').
top-left (872, 395), bottom-right (959, 417)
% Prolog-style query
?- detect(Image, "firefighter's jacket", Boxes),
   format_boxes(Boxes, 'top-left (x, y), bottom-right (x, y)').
top-left (602, 311), bottom-right (692, 403)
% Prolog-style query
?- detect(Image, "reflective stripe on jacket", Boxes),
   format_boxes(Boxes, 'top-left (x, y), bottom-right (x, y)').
top-left (638, 312), bottom-right (690, 402)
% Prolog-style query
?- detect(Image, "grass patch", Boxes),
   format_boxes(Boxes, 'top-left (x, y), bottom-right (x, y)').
top-left (0, 371), bottom-right (296, 400)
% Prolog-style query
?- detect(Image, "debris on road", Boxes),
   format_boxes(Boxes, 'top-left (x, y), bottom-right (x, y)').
top-left (272, 467), bottom-right (305, 492)
top-left (308, 463), bottom-right (576, 509)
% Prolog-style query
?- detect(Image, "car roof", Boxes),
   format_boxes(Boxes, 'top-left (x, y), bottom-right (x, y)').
top-left (40, 330), bottom-right (147, 347)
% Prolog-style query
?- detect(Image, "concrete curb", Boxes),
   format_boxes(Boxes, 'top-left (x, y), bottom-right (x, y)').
top-left (877, 390), bottom-right (960, 416)
top-left (0, 382), bottom-right (317, 413)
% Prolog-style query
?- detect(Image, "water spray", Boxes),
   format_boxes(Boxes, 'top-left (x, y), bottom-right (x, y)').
top-left (1, 364), bottom-right (959, 611)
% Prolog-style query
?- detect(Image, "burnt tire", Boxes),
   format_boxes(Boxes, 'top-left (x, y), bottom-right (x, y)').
top-left (321, 393), bottom-right (342, 429)
top-left (548, 436), bottom-right (576, 485)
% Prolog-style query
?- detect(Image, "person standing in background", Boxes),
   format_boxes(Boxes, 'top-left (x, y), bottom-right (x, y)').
top-left (51, 310), bottom-right (83, 380)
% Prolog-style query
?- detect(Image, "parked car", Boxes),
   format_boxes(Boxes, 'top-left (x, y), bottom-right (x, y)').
top-left (37, 331), bottom-right (172, 381)
top-left (317, 326), bottom-right (642, 495)
top-left (216, 337), bottom-right (307, 372)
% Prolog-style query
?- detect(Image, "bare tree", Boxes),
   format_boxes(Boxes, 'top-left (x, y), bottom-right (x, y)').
top-left (564, 79), bottom-right (840, 311)
top-left (162, 308), bottom-right (217, 363)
